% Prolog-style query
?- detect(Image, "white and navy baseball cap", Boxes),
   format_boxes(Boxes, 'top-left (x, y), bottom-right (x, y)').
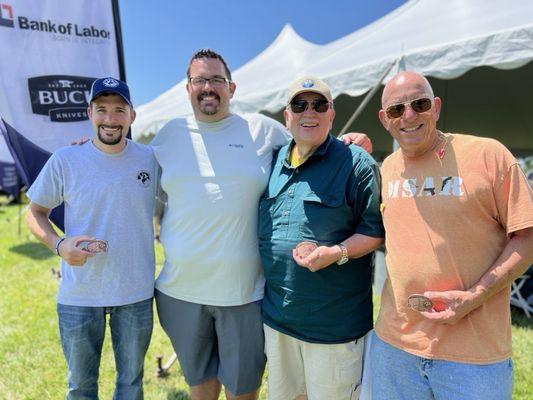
top-left (286, 75), bottom-right (332, 104)
top-left (89, 77), bottom-right (132, 106)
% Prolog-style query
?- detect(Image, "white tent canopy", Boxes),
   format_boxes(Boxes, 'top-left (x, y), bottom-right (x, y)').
top-left (133, 0), bottom-right (533, 153)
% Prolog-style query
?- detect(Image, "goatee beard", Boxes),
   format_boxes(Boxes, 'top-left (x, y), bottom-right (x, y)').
top-left (198, 91), bottom-right (220, 116)
top-left (97, 129), bottom-right (123, 146)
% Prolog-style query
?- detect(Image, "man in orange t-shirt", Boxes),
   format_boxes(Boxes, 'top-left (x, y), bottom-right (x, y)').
top-left (371, 71), bottom-right (533, 400)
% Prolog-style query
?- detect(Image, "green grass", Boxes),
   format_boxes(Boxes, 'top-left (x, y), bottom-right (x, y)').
top-left (0, 199), bottom-right (262, 400)
top-left (0, 197), bottom-right (531, 399)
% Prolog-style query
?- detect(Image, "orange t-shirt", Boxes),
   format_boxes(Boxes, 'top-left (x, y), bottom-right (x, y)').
top-left (376, 133), bottom-right (533, 364)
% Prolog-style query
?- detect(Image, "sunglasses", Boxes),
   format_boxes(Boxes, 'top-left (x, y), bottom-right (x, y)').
top-left (289, 99), bottom-right (331, 113)
top-left (385, 97), bottom-right (433, 119)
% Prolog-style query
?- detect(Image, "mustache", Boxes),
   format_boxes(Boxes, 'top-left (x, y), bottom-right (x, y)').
top-left (198, 91), bottom-right (220, 102)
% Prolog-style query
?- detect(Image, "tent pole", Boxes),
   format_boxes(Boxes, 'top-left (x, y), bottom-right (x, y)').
top-left (18, 197), bottom-right (21, 237)
top-left (338, 60), bottom-right (397, 137)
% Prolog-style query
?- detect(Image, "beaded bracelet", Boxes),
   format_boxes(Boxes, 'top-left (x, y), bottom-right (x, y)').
top-left (55, 237), bottom-right (66, 256)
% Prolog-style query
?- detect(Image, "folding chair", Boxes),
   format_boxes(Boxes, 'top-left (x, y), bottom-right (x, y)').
top-left (510, 266), bottom-right (533, 318)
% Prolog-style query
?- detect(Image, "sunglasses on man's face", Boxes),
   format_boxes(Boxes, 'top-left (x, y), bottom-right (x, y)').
top-left (289, 99), bottom-right (331, 114)
top-left (385, 97), bottom-right (433, 119)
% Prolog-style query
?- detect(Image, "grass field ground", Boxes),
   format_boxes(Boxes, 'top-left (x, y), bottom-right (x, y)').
top-left (0, 198), bottom-right (531, 399)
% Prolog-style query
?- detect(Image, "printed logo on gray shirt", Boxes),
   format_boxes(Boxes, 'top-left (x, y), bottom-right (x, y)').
top-left (136, 170), bottom-right (151, 187)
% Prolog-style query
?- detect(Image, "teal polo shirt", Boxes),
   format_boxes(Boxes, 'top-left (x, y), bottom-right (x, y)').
top-left (259, 134), bottom-right (384, 344)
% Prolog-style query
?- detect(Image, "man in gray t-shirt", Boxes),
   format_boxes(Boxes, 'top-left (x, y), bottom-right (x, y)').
top-left (26, 77), bottom-right (157, 400)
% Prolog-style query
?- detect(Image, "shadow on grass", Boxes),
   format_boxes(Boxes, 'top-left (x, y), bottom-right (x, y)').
top-left (10, 242), bottom-right (54, 260)
top-left (511, 307), bottom-right (533, 330)
top-left (166, 389), bottom-right (190, 400)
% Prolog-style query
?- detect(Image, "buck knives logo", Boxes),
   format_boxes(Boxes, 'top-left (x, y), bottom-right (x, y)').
top-left (28, 75), bottom-right (96, 122)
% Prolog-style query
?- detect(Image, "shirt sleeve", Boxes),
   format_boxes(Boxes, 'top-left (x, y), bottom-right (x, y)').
top-left (154, 163), bottom-right (167, 219)
top-left (348, 149), bottom-right (385, 238)
top-left (494, 159), bottom-right (533, 235)
top-left (26, 152), bottom-right (64, 209)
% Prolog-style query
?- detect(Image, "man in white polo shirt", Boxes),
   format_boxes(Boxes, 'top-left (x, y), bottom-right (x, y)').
top-left (151, 49), bottom-right (290, 400)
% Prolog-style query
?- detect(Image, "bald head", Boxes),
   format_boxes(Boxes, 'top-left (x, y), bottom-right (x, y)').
top-left (381, 71), bottom-right (434, 107)
top-left (378, 70), bottom-right (442, 158)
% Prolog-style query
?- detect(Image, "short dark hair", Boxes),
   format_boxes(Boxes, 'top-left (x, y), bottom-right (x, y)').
top-left (186, 49), bottom-right (232, 81)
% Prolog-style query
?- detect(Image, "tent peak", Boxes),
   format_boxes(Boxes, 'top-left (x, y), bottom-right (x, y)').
top-left (232, 23), bottom-right (320, 80)
top-left (273, 24), bottom-right (316, 47)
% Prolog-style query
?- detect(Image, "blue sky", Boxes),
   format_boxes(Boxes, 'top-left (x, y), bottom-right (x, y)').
top-left (118, 0), bottom-right (407, 106)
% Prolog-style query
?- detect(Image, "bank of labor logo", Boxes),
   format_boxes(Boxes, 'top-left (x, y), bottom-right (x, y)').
top-left (0, 3), bottom-right (14, 28)
top-left (102, 78), bottom-right (119, 88)
top-left (27, 75), bottom-right (96, 122)
top-left (137, 170), bottom-right (151, 187)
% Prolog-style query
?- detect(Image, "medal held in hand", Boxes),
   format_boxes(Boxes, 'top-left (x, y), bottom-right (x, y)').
top-left (407, 294), bottom-right (433, 312)
top-left (77, 239), bottom-right (108, 254)
top-left (294, 241), bottom-right (318, 258)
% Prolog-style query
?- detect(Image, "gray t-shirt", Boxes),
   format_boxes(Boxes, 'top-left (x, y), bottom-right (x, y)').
top-left (27, 140), bottom-right (158, 306)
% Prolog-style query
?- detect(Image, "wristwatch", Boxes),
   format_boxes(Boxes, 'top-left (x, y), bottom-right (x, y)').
top-left (336, 243), bottom-right (349, 265)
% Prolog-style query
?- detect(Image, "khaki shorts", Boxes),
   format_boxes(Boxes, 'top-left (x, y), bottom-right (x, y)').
top-left (264, 324), bottom-right (365, 400)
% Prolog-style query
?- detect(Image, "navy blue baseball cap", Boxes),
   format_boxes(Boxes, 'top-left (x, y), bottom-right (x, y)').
top-left (89, 77), bottom-right (132, 106)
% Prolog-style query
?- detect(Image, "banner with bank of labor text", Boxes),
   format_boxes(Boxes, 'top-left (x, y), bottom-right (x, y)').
top-left (0, 0), bottom-right (125, 151)
top-left (0, 0), bottom-right (125, 225)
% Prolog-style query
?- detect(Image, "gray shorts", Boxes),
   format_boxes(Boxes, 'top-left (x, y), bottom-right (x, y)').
top-left (155, 290), bottom-right (266, 395)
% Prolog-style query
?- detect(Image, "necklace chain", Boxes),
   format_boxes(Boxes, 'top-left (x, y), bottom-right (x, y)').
top-left (435, 132), bottom-right (447, 160)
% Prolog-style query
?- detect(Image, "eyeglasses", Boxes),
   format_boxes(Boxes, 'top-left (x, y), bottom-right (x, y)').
top-left (189, 76), bottom-right (231, 87)
top-left (289, 99), bottom-right (331, 114)
top-left (385, 97), bottom-right (433, 119)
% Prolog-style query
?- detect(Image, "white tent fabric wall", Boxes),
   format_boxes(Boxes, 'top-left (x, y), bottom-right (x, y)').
top-left (133, 0), bottom-right (533, 157)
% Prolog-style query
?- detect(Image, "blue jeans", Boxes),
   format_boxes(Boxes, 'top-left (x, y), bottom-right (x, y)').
top-left (370, 333), bottom-right (513, 400)
top-left (57, 298), bottom-right (153, 400)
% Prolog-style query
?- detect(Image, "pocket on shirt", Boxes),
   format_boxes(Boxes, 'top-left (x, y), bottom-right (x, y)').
top-left (299, 190), bottom-right (345, 243)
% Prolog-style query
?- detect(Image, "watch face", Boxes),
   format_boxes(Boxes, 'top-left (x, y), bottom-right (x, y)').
top-left (337, 256), bottom-right (349, 265)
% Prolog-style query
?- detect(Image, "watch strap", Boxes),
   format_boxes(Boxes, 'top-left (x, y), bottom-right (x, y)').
top-left (336, 243), bottom-right (349, 265)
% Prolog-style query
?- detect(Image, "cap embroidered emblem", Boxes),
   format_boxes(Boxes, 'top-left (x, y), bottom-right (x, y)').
top-left (102, 78), bottom-right (119, 87)
top-left (301, 79), bottom-right (314, 88)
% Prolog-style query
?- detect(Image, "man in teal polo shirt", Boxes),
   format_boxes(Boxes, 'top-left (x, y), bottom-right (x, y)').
top-left (259, 75), bottom-right (384, 400)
